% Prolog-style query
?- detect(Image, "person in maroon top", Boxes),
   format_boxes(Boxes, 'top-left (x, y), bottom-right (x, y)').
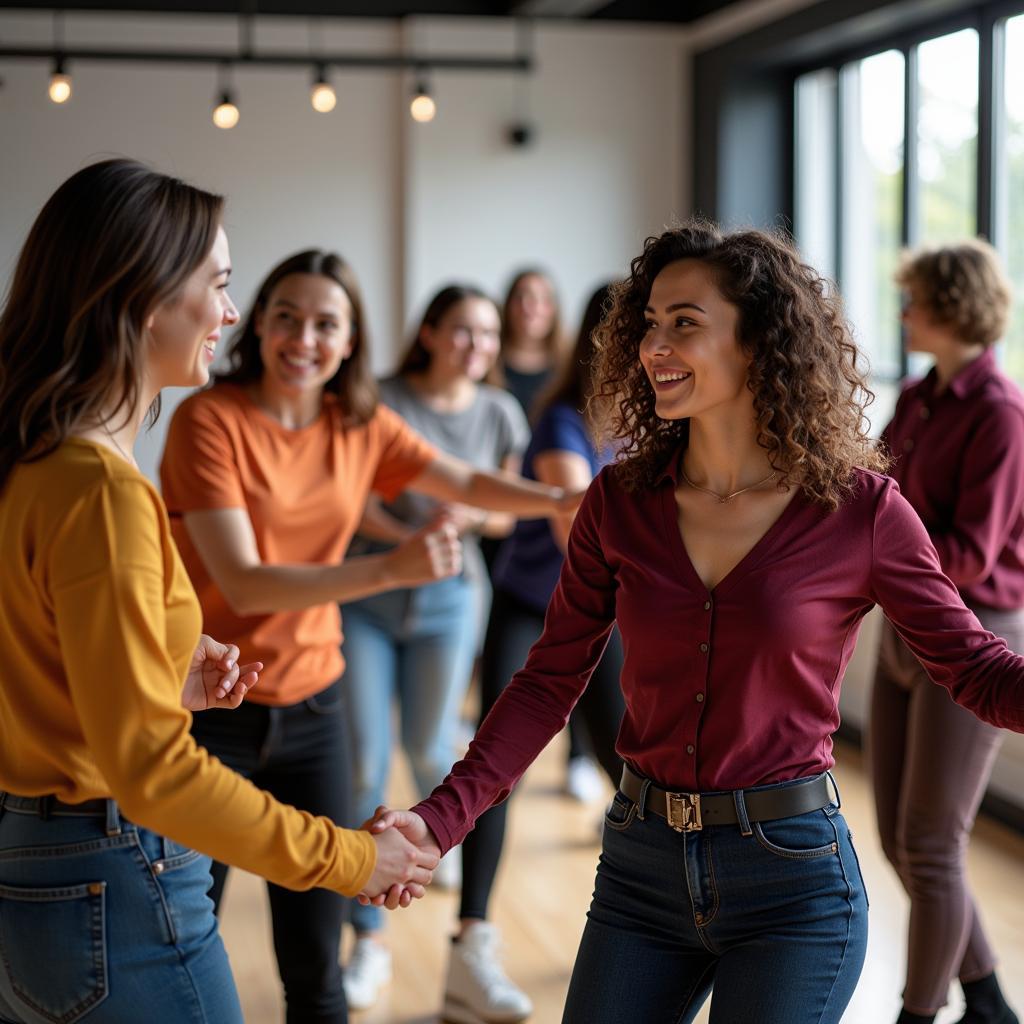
top-left (361, 222), bottom-right (1024, 1024)
top-left (872, 240), bottom-right (1021, 1024)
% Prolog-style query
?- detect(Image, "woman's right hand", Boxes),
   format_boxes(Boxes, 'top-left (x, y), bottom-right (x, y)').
top-left (384, 518), bottom-right (462, 587)
top-left (361, 827), bottom-right (439, 909)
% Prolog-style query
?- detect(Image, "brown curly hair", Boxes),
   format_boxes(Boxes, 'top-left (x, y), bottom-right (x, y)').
top-left (897, 239), bottom-right (1012, 348)
top-left (589, 219), bottom-right (888, 510)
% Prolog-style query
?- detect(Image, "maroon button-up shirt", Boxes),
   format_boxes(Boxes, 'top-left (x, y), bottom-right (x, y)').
top-left (415, 460), bottom-right (1024, 853)
top-left (881, 348), bottom-right (1024, 610)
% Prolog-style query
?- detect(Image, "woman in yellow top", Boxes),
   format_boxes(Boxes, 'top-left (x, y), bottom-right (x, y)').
top-left (0, 159), bottom-right (438, 1024)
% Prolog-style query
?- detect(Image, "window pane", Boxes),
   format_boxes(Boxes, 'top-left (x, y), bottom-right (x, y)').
top-left (999, 14), bottom-right (1024, 382)
top-left (840, 50), bottom-right (904, 392)
top-left (915, 28), bottom-right (978, 243)
top-left (795, 68), bottom-right (838, 281)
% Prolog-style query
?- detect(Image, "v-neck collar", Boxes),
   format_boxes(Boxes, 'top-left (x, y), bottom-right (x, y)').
top-left (659, 449), bottom-right (806, 596)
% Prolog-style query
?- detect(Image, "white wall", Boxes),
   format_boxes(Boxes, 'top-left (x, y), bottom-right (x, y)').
top-left (0, 10), bottom-right (690, 483)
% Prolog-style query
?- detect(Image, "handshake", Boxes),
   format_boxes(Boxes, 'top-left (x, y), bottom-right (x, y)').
top-left (357, 807), bottom-right (441, 910)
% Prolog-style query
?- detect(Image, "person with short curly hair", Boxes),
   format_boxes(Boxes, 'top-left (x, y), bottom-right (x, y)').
top-left (367, 220), bottom-right (1024, 1024)
top-left (871, 239), bottom-right (1021, 1024)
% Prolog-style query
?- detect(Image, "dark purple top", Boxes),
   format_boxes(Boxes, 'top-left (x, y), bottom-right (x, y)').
top-left (881, 348), bottom-right (1024, 610)
top-left (414, 459), bottom-right (1024, 853)
top-left (493, 402), bottom-right (612, 613)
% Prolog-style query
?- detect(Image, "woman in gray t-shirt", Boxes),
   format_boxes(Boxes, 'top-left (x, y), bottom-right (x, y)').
top-left (340, 285), bottom-right (529, 1009)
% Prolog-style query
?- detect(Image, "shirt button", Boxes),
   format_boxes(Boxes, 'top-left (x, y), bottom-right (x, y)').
top-left (703, 600), bottom-right (712, 611)
top-left (686, 744), bottom-right (695, 755)
top-left (696, 693), bottom-right (705, 702)
top-left (903, 438), bottom-right (915, 452)
top-left (919, 407), bottom-right (930, 420)
top-left (699, 642), bottom-right (709, 653)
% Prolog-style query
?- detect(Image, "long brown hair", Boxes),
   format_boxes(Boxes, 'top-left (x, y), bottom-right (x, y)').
top-left (0, 158), bottom-right (223, 491)
top-left (500, 268), bottom-right (565, 362)
top-left (396, 284), bottom-right (500, 384)
top-left (216, 250), bottom-right (377, 425)
top-left (534, 282), bottom-right (612, 428)
top-left (591, 219), bottom-right (887, 509)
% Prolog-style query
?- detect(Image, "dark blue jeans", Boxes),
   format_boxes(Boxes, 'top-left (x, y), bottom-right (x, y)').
top-left (563, 778), bottom-right (869, 1024)
top-left (189, 679), bottom-right (351, 1024)
top-left (0, 795), bottom-right (241, 1024)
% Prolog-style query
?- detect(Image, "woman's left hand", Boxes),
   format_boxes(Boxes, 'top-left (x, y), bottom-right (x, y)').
top-left (182, 634), bottom-right (262, 711)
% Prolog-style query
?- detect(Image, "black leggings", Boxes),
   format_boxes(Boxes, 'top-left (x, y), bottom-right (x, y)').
top-left (459, 587), bottom-right (625, 921)
top-left (190, 680), bottom-right (352, 1024)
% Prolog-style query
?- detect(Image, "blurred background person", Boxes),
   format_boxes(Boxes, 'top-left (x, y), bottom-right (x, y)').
top-left (500, 267), bottom-right (604, 805)
top-left (871, 239), bottom-right (1022, 1024)
top-left (340, 284), bottom-right (530, 1011)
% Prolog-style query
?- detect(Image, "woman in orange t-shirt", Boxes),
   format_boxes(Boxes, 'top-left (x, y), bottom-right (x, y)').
top-left (160, 249), bottom-right (576, 1023)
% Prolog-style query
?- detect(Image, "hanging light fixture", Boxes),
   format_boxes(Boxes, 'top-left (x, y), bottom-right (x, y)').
top-left (212, 63), bottom-right (239, 129)
top-left (310, 64), bottom-right (336, 113)
top-left (212, 90), bottom-right (240, 129)
top-left (409, 76), bottom-right (436, 123)
top-left (48, 56), bottom-right (72, 104)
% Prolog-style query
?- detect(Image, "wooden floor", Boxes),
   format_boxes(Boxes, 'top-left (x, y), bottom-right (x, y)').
top-left (219, 735), bottom-right (1024, 1024)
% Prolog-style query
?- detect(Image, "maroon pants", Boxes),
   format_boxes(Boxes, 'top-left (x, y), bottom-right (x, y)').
top-left (869, 607), bottom-right (1021, 1015)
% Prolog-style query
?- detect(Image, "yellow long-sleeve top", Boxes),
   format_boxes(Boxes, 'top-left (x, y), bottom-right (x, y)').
top-left (0, 439), bottom-right (375, 895)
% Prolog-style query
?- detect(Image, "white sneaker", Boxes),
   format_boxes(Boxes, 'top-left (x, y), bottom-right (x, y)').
top-left (565, 756), bottom-right (605, 803)
top-left (443, 922), bottom-right (533, 1024)
top-left (344, 937), bottom-right (392, 1011)
top-left (433, 845), bottom-right (462, 890)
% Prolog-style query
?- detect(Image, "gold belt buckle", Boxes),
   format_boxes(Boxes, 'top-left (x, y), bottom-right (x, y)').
top-left (665, 791), bottom-right (702, 832)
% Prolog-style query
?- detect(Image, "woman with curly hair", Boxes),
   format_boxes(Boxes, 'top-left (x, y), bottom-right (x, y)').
top-left (871, 240), bottom-right (1021, 1024)
top-left (367, 220), bottom-right (1024, 1023)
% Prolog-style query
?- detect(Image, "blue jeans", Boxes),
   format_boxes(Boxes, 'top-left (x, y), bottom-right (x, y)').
top-left (0, 794), bottom-right (241, 1024)
top-left (341, 573), bottom-right (479, 934)
top-left (563, 778), bottom-right (869, 1024)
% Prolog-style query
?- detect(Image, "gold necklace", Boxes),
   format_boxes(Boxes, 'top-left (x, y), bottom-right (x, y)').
top-left (680, 466), bottom-right (777, 503)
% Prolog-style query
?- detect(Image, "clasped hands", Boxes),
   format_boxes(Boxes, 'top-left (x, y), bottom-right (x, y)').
top-left (357, 807), bottom-right (441, 910)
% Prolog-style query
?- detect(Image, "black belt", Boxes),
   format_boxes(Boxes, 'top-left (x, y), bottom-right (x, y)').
top-left (619, 765), bottom-right (835, 833)
top-left (0, 792), bottom-right (114, 818)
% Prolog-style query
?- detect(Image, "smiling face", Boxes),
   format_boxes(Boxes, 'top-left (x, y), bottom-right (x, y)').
top-left (146, 226), bottom-right (238, 390)
top-left (638, 258), bottom-right (751, 423)
top-left (420, 297), bottom-right (501, 383)
top-left (256, 272), bottom-right (354, 400)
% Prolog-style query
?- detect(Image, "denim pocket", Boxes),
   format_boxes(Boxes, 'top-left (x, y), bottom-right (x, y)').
top-left (752, 810), bottom-right (840, 860)
top-left (159, 836), bottom-right (203, 871)
top-left (604, 791), bottom-right (638, 832)
top-left (0, 880), bottom-right (108, 1023)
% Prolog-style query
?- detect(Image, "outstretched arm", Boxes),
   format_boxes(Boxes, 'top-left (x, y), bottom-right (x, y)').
top-left (409, 451), bottom-right (583, 521)
top-left (183, 507), bottom-right (462, 616)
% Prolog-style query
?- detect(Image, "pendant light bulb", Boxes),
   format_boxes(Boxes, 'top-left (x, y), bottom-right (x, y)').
top-left (410, 80), bottom-right (436, 123)
top-left (311, 66), bottom-right (336, 113)
top-left (212, 91), bottom-right (240, 130)
top-left (48, 58), bottom-right (72, 104)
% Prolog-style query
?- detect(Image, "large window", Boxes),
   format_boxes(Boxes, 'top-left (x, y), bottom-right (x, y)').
top-left (915, 29), bottom-right (978, 243)
top-left (838, 51), bottom-right (904, 386)
top-left (796, 10), bottom-right (1024, 401)
top-left (1000, 14), bottom-right (1024, 377)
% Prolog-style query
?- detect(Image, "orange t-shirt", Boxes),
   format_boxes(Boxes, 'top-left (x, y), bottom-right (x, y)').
top-left (160, 384), bottom-right (437, 705)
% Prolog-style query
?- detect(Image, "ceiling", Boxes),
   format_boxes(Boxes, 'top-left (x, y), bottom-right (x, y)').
top-left (0, 1), bottom-right (747, 24)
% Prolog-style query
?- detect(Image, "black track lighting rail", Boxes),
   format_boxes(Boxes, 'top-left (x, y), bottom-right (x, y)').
top-left (0, 45), bottom-right (533, 72)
